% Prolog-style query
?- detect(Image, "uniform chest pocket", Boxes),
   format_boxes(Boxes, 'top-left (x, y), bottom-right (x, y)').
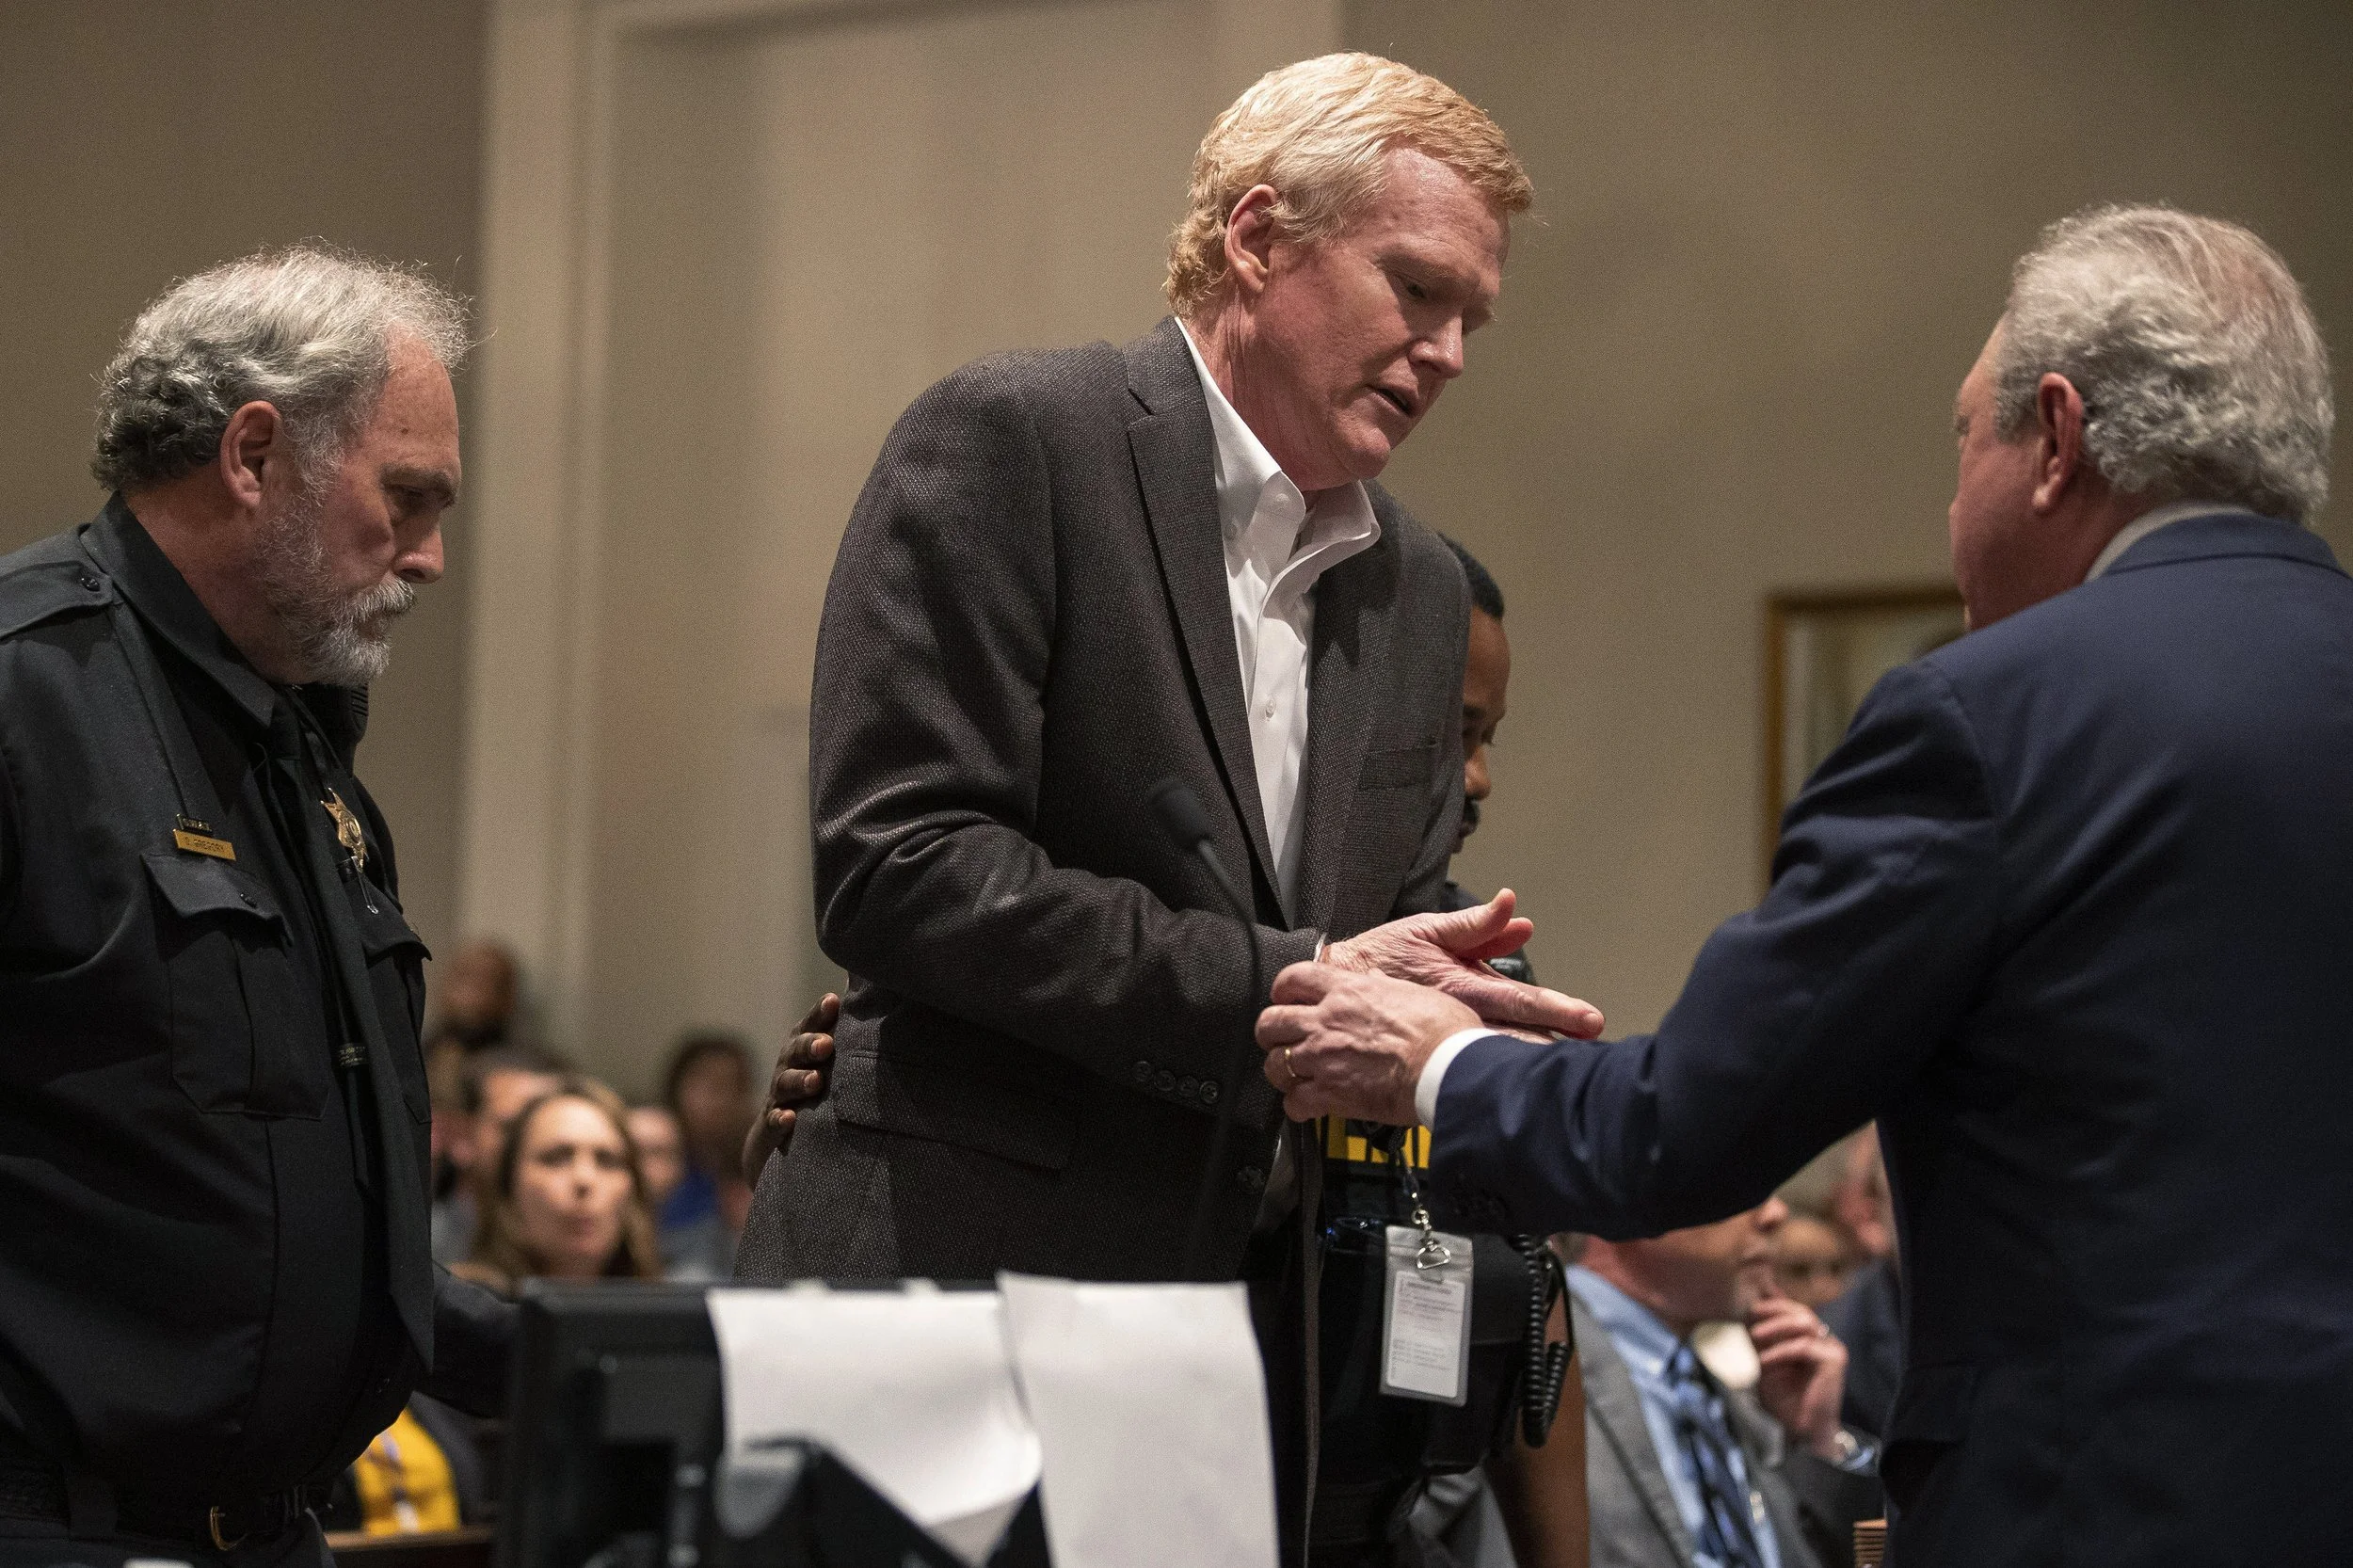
top-left (348, 886), bottom-right (433, 1125)
top-left (144, 852), bottom-right (329, 1119)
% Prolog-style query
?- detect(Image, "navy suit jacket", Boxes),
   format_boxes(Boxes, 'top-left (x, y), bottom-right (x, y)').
top-left (1427, 512), bottom-right (2353, 1566)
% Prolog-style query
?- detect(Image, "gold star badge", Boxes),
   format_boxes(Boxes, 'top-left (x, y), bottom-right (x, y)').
top-left (321, 786), bottom-right (368, 876)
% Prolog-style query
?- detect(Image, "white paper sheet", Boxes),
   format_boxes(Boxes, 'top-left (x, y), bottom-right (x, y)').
top-left (706, 1286), bottom-right (1043, 1565)
top-left (998, 1273), bottom-right (1280, 1568)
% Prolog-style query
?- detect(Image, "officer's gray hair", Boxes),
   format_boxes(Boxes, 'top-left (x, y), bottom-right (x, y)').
top-left (1993, 204), bottom-right (2333, 524)
top-left (90, 245), bottom-right (471, 493)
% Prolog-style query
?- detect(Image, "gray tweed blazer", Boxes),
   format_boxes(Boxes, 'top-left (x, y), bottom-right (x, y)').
top-left (735, 317), bottom-right (1468, 1288)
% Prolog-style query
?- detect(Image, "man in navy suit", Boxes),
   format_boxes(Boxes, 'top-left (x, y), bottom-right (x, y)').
top-left (1254, 204), bottom-right (2350, 1566)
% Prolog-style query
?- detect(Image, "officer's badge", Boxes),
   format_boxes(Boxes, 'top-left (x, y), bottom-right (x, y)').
top-left (320, 787), bottom-right (368, 876)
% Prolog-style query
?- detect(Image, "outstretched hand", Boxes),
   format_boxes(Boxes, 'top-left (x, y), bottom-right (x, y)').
top-left (1321, 890), bottom-right (1605, 1039)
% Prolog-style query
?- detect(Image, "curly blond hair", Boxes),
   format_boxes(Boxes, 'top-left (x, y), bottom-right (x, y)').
top-left (1165, 54), bottom-right (1532, 317)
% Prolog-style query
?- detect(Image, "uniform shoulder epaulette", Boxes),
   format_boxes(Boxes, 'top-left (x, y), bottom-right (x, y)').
top-left (0, 531), bottom-right (117, 643)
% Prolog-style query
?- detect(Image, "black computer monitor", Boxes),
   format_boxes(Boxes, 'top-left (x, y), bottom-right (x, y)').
top-left (494, 1280), bottom-right (1048, 1568)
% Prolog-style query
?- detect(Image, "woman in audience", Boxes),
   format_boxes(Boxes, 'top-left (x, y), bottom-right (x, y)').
top-left (655, 1031), bottom-right (758, 1279)
top-left (457, 1077), bottom-right (664, 1290)
top-left (337, 1079), bottom-right (653, 1531)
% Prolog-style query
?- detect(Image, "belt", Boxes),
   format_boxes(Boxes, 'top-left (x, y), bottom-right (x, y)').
top-left (0, 1455), bottom-right (319, 1551)
top-left (119, 1485), bottom-right (319, 1552)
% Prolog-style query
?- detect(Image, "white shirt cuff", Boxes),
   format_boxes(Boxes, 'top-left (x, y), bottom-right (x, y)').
top-left (1415, 1028), bottom-right (1494, 1128)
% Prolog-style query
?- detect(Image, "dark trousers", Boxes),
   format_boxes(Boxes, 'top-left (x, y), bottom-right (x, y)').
top-left (1247, 1221), bottom-right (1429, 1568)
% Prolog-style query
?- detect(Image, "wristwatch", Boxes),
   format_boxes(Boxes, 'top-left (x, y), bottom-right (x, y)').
top-left (1827, 1426), bottom-right (1880, 1473)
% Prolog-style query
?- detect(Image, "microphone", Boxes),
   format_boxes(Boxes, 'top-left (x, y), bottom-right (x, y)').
top-left (1146, 777), bottom-right (1252, 917)
top-left (1148, 776), bottom-right (1270, 1281)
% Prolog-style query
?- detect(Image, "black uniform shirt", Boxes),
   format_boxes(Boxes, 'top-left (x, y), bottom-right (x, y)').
top-left (0, 499), bottom-right (434, 1499)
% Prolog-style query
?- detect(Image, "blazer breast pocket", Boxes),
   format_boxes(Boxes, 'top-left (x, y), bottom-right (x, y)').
top-left (145, 851), bottom-right (327, 1119)
top-left (1357, 742), bottom-right (1434, 791)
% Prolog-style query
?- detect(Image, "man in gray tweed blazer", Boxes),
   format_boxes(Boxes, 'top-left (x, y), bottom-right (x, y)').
top-left (735, 52), bottom-right (1598, 1560)
top-left (1568, 1208), bottom-right (1881, 1568)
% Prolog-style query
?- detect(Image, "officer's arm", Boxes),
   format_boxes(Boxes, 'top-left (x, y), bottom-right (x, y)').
top-left (419, 1265), bottom-right (519, 1416)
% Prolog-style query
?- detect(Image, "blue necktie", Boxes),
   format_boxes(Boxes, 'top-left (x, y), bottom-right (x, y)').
top-left (1665, 1343), bottom-right (1768, 1568)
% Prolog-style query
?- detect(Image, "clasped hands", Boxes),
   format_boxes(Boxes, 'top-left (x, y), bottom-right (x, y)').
top-left (742, 890), bottom-right (1603, 1183)
top-left (1257, 889), bottom-right (1603, 1127)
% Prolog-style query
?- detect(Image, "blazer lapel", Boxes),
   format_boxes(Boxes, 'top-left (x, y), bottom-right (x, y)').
top-left (1124, 319), bottom-right (1279, 902)
top-left (1574, 1298), bottom-right (1705, 1564)
top-left (1290, 524), bottom-right (1393, 929)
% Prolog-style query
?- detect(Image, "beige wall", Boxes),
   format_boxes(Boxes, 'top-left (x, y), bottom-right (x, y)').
top-left (460, 0), bottom-right (1339, 1094)
top-left (8, 1), bottom-right (2348, 1083)
top-left (0, 0), bottom-right (488, 964)
top-left (1351, 0), bottom-right (2353, 1033)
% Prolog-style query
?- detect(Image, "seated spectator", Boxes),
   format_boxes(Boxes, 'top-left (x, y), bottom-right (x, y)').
top-left (428, 936), bottom-right (524, 1052)
top-left (432, 1045), bottom-right (566, 1266)
top-left (457, 1078), bottom-right (663, 1292)
top-left (1771, 1210), bottom-right (1857, 1308)
top-left (629, 1103), bottom-right (688, 1212)
top-left (1826, 1127), bottom-right (1893, 1262)
top-left (1568, 1200), bottom-right (1880, 1568)
top-left (322, 1394), bottom-right (488, 1536)
top-left (657, 1030), bottom-right (757, 1280)
top-left (1821, 1128), bottom-right (1900, 1444)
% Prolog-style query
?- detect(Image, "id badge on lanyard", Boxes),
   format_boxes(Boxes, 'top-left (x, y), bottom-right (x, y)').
top-left (1378, 1148), bottom-right (1474, 1405)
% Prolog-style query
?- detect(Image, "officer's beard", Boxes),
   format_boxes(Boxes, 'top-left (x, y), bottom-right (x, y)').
top-left (254, 479), bottom-right (417, 689)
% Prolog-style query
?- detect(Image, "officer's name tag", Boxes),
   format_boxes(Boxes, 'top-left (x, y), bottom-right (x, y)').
top-left (171, 820), bottom-right (236, 861)
top-left (1380, 1222), bottom-right (1474, 1405)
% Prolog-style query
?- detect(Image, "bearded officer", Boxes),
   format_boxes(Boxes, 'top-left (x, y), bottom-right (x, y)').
top-left (0, 248), bottom-right (512, 1566)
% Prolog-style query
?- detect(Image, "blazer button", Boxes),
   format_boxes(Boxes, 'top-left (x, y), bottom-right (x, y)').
top-left (77, 572), bottom-right (101, 592)
top-left (1177, 1077), bottom-right (1198, 1099)
top-left (1236, 1165), bottom-right (1266, 1193)
top-left (1132, 1060), bottom-right (1152, 1084)
top-left (1155, 1070), bottom-right (1176, 1095)
top-left (1200, 1080), bottom-right (1219, 1105)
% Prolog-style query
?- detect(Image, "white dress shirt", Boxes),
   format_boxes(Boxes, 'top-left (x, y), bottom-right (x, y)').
top-left (1178, 322), bottom-right (1380, 919)
top-left (1412, 497), bottom-right (2229, 1130)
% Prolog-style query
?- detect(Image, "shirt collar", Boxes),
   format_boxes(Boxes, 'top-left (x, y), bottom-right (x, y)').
top-left (83, 492), bottom-right (282, 733)
top-left (2084, 499), bottom-right (2234, 583)
top-left (1177, 321), bottom-right (1382, 584)
top-left (1566, 1264), bottom-right (1688, 1384)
